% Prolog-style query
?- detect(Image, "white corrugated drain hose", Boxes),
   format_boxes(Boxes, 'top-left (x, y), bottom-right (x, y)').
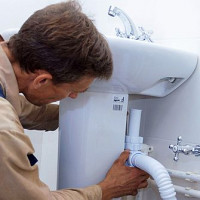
top-left (128, 151), bottom-right (177, 200)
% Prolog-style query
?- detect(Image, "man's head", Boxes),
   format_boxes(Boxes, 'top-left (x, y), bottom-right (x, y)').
top-left (8, 1), bottom-right (113, 105)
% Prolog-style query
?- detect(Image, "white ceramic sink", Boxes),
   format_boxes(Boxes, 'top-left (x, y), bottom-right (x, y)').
top-left (89, 36), bottom-right (198, 97)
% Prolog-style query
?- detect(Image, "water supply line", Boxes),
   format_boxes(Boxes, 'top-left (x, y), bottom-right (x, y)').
top-left (150, 179), bottom-right (200, 199)
top-left (167, 168), bottom-right (200, 182)
top-left (125, 109), bottom-right (177, 200)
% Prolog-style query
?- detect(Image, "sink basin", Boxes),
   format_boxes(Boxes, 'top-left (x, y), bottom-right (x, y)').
top-left (89, 36), bottom-right (198, 97)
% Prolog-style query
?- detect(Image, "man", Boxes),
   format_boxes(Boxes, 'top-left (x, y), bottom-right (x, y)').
top-left (0, 1), bottom-right (149, 199)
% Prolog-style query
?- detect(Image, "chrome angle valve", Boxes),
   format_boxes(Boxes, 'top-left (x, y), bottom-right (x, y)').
top-left (169, 136), bottom-right (200, 161)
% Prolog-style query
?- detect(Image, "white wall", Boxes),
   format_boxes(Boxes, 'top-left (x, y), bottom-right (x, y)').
top-left (2, 0), bottom-right (200, 199)
top-left (0, 0), bottom-right (62, 32)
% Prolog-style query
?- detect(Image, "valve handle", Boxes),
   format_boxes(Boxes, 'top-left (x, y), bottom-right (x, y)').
top-left (169, 136), bottom-right (183, 161)
top-left (169, 136), bottom-right (200, 161)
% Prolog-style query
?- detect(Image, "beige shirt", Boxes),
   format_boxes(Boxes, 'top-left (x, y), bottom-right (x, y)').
top-left (0, 45), bottom-right (102, 200)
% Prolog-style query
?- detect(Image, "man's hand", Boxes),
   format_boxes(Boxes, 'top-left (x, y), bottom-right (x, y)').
top-left (98, 150), bottom-right (149, 200)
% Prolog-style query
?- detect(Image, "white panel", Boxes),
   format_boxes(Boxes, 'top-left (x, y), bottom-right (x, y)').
top-left (58, 92), bottom-right (128, 188)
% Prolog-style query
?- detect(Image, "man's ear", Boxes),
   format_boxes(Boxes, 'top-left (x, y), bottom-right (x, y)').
top-left (33, 73), bottom-right (53, 89)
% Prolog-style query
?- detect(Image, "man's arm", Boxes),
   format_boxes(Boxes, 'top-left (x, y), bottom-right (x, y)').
top-left (0, 97), bottom-right (102, 200)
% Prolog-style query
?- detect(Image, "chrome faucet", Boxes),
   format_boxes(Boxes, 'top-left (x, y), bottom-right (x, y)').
top-left (108, 6), bottom-right (153, 42)
top-left (169, 136), bottom-right (200, 161)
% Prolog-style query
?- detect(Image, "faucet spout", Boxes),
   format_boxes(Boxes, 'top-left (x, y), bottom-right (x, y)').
top-left (108, 6), bottom-right (138, 39)
top-left (108, 6), bottom-right (153, 42)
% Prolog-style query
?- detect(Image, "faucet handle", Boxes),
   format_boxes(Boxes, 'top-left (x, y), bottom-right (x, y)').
top-left (115, 28), bottom-right (127, 38)
top-left (169, 143), bottom-right (180, 161)
top-left (169, 136), bottom-right (200, 161)
top-left (108, 6), bottom-right (116, 17)
top-left (138, 26), bottom-right (153, 42)
top-left (174, 153), bottom-right (179, 161)
top-left (169, 136), bottom-right (185, 161)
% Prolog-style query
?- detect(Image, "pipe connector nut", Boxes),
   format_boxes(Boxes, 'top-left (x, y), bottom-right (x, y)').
top-left (127, 151), bottom-right (144, 167)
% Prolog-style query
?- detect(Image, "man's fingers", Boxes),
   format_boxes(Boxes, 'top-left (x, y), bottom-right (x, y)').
top-left (138, 180), bottom-right (148, 189)
top-left (134, 167), bottom-right (150, 178)
top-left (132, 189), bottom-right (138, 196)
top-left (140, 172), bottom-right (150, 180)
top-left (114, 150), bottom-right (130, 165)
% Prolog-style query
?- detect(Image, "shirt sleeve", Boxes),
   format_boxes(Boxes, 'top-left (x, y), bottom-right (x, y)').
top-left (19, 95), bottom-right (59, 131)
top-left (0, 97), bottom-right (102, 200)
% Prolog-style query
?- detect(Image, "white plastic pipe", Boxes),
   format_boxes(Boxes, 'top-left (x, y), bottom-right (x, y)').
top-left (167, 168), bottom-right (200, 182)
top-left (174, 185), bottom-right (200, 198)
top-left (150, 179), bottom-right (200, 198)
top-left (128, 152), bottom-right (177, 200)
top-left (125, 109), bottom-right (143, 151)
top-left (128, 109), bottom-right (142, 138)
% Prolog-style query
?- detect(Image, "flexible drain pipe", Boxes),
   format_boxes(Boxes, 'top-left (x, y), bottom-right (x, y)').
top-left (128, 152), bottom-right (176, 200)
top-left (125, 109), bottom-right (177, 200)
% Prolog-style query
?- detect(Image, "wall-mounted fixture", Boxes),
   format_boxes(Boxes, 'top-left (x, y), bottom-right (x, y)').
top-left (89, 36), bottom-right (198, 97)
top-left (169, 136), bottom-right (200, 161)
top-left (108, 6), bottom-right (153, 42)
